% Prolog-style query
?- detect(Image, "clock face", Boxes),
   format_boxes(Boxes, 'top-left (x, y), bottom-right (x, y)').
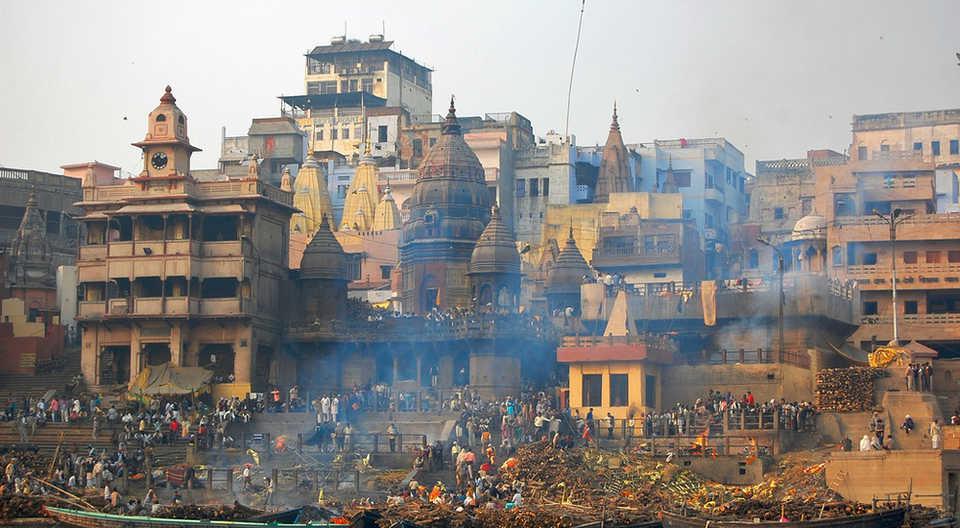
top-left (151, 152), bottom-right (168, 170)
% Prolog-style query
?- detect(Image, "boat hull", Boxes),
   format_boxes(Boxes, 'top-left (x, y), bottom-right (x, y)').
top-left (43, 507), bottom-right (339, 528)
top-left (660, 507), bottom-right (907, 528)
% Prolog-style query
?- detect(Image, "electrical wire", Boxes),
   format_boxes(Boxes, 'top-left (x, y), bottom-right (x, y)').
top-left (564, 0), bottom-right (586, 140)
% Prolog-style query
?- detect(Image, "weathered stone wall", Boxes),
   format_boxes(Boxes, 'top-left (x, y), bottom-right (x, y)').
top-left (661, 362), bottom-right (814, 406)
top-left (826, 450), bottom-right (960, 509)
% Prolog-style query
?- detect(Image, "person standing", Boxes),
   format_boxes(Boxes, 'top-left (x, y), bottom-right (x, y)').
top-left (263, 477), bottom-right (274, 505)
top-left (905, 364), bottom-right (914, 391)
top-left (606, 412), bottom-right (615, 440)
top-left (930, 419), bottom-right (943, 449)
top-left (386, 423), bottom-right (398, 453)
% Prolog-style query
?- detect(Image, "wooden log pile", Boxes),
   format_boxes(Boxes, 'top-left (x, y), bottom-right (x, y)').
top-left (815, 367), bottom-right (883, 413)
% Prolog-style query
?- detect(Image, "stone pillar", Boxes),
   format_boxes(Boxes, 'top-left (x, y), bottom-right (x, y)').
top-left (81, 325), bottom-right (99, 386)
top-left (437, 353), bottom-right (454, 388)
top-left (392, 352), bottom-right (399, 385)
top-left (415, 355), bottom-right (423, 387)
top-left (170, 323), bottom-right (183, 367)
top-left (235, 325), bottom-right (253, 385)
top-left (129, 328), bottom-right (142, 385)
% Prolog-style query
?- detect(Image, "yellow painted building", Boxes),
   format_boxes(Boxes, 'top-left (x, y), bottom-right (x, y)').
top-left (540, 192), bottom-right (682, 263)
top-left (558, 291), bottom-right (673, 419)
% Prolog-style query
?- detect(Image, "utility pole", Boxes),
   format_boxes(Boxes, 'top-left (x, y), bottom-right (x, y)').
top-left (873, 208), bottom-right (909, 346)
top-left (757, 237), bottom-right (784, 362)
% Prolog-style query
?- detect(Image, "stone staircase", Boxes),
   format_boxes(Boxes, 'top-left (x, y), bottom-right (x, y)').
top-left (0, 349), bottom-right (82, 402)
top-left (880, 390), bottom-right (941, 450)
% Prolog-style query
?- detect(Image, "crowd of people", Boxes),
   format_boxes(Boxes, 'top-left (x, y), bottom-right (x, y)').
top-left (904, 362), bottom-right (935, 392)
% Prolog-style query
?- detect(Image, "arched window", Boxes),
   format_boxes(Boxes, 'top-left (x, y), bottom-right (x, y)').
top-left (156, 114), bottom-right (167, 122)
top-left (178, 115), bottom-right (185, 124)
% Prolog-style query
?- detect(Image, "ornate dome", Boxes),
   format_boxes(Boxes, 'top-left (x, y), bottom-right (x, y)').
top-left (545, 227), bottom-right (592, 295)
top-left (792, 214), bottom-right (827, 241)
top-left (402, 97), bottom-right (490, 245)
top-left (299, 216), bottom-right (347, 281)
top-left (469, 206), bottom-right (520, 275)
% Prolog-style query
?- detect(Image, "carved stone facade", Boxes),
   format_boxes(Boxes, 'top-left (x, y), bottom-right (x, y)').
top-left (399, 99), bottom-right (492, 313)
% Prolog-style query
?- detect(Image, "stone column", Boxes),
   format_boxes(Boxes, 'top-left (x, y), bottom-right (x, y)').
top-left (170, 323), bottom-right (183, 367)
top-left (129, 329), bottom-right (142, 385)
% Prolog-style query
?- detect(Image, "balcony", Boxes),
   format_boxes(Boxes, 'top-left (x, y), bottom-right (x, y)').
top-left (108, 299), bottom-right (128, 315)
top-left (83, 179), bottom-right (293, 208)
top-left (200, 241), bottom-right (243, 258)
top-left (858, 313), bottom-right (960, 340)
top-left (591, 248), bottom-right (681, 269)
top-left (704, 187), bottom-right (724, 203)
top-left (78, 301), bottom-right (106, 319)
top-left (845, 263), bottom-right (960, 290)
top-left (199, 298), bottom-right (243, 316)
top-left (833, 213), bottom-right (960, 242)
top-left (79, 246), bottom-right (107, 261)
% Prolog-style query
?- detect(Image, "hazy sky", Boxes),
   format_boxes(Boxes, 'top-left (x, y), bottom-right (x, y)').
top-left (2, 0), bottom-right (958, 175)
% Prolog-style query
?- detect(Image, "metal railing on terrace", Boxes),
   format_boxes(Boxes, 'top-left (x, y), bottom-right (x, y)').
top-left (287, 314), bottom-right (555, 342)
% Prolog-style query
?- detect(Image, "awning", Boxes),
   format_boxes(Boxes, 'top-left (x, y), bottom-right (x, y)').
top-left (127, 363), bottom-right (212, 401)
top-left (826, 341), bottom-right (870, 365)
top-left (112, 203), bottom-right (197, 215)
top-left (200, 204), bottom-right (247, 215)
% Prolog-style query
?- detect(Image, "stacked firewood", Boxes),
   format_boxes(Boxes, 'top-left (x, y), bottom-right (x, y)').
top-left (815, 367), bottom-right (883, 412)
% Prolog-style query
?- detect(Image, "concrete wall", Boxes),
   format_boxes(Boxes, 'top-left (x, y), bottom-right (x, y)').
top-left (566, 361), bottom-right (661, 419)
top-left (827, 450), bottom-right (960, 509)
top-left (661, 362), bottom-right (814, 407)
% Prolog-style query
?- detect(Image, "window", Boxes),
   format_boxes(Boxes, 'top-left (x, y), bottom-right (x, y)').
top-left (412, 139), bottom-right (423, 157)
top-left (774, 207), bottom-right (784, 220)
top-left (857, 146), bottom-right (868, 160)
top-left (832, 246), bottom-right (842, 266)
top-left (315, 128), bottom-right (324, 141)
top-left (349, 79), bottom-right (358, 92)
top-left (949, 250), bottom-right (960, 263)
top-left (530, 178), bottom-right (539, 197)
top-left (880, 144), bottom-right (890, 152)
top-left (380, 265), bottom-right (392, 280)
top-left (682, 209), bottom-right (693, 220)
top-left (913, 142), bottom-right (923, 152)
top-left (834, 193), bottom-right (854, 217)
top-left (673, 170), bottom-right (692, 188)
top-left (903, 251), bottom-right (917, 264)
top-left (801, 198), bottom-right (812, 216)
top-left (331, 128), bottom-right (338, 140)
top-left (904, 301), bottom-right (918, 315)
top-left (340, 80), bottom-right (349, 93)
top-left (361, 78), bottom-right (373, 93)
top-left (337, 185), bottom-right (348, 199)
top-left (927, 251), bottom-right (942, 263)
top-left (609, 374), bottom-right (629, 407)
top-left (542, 178), bottom-right (550, 197)
top-left (582, 374), bottom-right (602, 407)
top-left (516, 179), bottom-right (526, 197)
top-left (653, 272), bottom-right (667, 278)
top-left (862, 252), bottom-right (878, 265)
top-left (863, 301), bottom-right (878, 315)
top-left (932, 141), bottom-right (941, 156)
top-left (748, 249), bottom-right (759, 269)
top-left (320, 81), bottom-right (337, 95)
top-left (156, 114), bottom-right (166, 122)
top-left (377, 125), bottom-right (388, 143)
top-left (951, 139), bottom-right (959, 155)
top-left (354, 126), bottom-right (362, 140)
top-left (342, 128), bottom-right (350, 140)
top-left (644, 374), bottom-right (657, 408)
top-left (705, 213), bottom-right (715, 228)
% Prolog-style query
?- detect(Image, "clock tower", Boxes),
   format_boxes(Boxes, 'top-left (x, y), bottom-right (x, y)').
top-left (132, 86), bottom-right (201, 178)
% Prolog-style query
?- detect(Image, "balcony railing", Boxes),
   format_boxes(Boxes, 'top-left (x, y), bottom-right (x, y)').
top-left (846, 263), bottom-right (960, 275)
top-left (287, 314), bottom-right (554, 343)
top-left (76, 297), bottom-right (242, 318)
top-left (861, 313), bottom-right (960, 325)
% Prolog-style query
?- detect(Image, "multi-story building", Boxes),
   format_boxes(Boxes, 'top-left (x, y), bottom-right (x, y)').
top-left (216, 117), bottom-right (304, 186)
top-left (278, 35), bottom-right (431, 162)
top-left (736, 150), bottom-right (846, 276)
top-left (851, 108), bottom-right (960, 212)
top-left (814, 151), bottom-right (960, 355)
top-left (633, 138), bottom-right (750, 277)
top-left (76, 87), bottom-right (295, 394)
top-left (304, 35), bottom-right (432, 116)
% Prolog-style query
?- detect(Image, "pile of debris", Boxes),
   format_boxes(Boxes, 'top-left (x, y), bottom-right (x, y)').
top-left (815, 367), bottom-right (883, 412)
top-left (0, 496), bottom-right (45, 520)
top-left (155, 502), bottom-right (260, 521)
top-left (358, 442), bottom-right (941, 527)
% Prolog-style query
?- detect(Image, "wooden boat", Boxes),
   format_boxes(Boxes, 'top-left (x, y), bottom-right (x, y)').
top-left (660, 507), bottom-right (907, 528)
top-left (571, 521), bottom-right (662, 528)
top-left (43, 506), bottom-right (345, 528)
